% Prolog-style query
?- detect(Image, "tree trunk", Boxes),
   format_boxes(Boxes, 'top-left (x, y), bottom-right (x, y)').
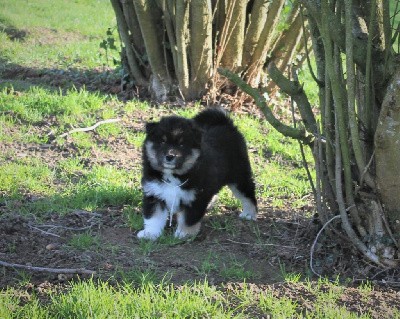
top-left (175, 0), bottom-right (190, 98)
top-left (189, 0), bottom-right (213, 99)
top-left (133, 0), bottom-right (171, 101)
top-left (242, 0), bottom-right (272, 67)
top-left (244, 0), bottom-right (285, 84)
top-left (111, 0), bottom-right (300, 101)
top-left (110, 0), bottom-right (146, 85)
top-left (219, 0), bottom-right (247, 69)
top-left (375, 68), bottom-right (400, 232)
top-left (266, 5), bottom-right (303, 91)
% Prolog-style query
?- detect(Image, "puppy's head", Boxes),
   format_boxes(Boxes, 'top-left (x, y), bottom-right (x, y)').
top-left (144, 116), bottom-right (202, 175)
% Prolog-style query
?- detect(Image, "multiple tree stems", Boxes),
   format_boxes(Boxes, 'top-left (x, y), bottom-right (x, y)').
top-left (111, 0), bottom-right (302, 101)
top-left (221, 0), bottom-right (399, 267)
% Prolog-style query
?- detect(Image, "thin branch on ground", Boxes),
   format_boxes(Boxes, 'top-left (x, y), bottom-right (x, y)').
top-left (32, 224), bottom-right (97, 231)
top-left (309, 214), bottom-right (341, 278)
top-left (28, 219), bottom-right (100, 237)
top-left (0, 260), bottom-right (96, 275)
top-left (225, 238), bottom-right (296, 249)
top-left (73, 210), bottom-right (102, 217)
top-left (28, 224), bottom-right (61, 238)
top-left (58, 118), bottom-right (121, 138)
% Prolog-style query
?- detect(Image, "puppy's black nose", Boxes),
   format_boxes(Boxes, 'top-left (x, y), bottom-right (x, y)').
top-left (165, 154), bottom-right (175, 162)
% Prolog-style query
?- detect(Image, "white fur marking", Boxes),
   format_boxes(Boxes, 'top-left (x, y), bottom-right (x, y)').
top-left (137, 204), bottom-right (168, 240)
top-left (229, 184), bottom-right (257, 221)
top-left (174, 211), bottom-right (201, 238)
top-left (142, 174), bottom-right (196, 225)
top-left (145, 141), bottom-right (160, 170)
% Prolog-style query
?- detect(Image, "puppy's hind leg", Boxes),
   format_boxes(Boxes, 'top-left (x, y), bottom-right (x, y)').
top-left (229, 182), bottom-right (257, 221)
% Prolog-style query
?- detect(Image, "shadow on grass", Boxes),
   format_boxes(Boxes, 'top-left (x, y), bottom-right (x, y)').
top-left (0, 58), bottom-right (126, 96)
top-left (0, 185), bottom-right (142, 217)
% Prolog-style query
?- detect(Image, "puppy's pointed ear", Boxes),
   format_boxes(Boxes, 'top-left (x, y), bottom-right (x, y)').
top-left (145, 122), bottom-right (158, 135)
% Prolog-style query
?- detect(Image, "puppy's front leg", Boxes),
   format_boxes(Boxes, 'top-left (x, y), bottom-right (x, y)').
top-left (175, 205), bottom-right (205, 238)
top-left (137, 198), bottom-right (168, 240)
top-left (174, 211), bottom-right (201, 239)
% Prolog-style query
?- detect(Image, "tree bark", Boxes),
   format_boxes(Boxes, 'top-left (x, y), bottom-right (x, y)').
top-left (189, 0), bottom-right (213, 99)
top-left (242, 0), bottom-right (271, 67)
top-left (244, 0), bottom-right (285, 84)
top-left (269, 5), bottom-right (302, 72)
top-left (220, 0), bottom-right (248, 69)
top-left (375, 68), bottom-right (400, 231)
top-left (175, 0), bottom-right (190, 98)
top-left (133, 0), bottom-right (170, 101)
top-left (110, 0), bottom-right (146, 85)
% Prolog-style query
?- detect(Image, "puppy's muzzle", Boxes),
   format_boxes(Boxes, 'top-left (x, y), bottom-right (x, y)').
top-left (163, 149), bottom-right (181, 167)
top-left (165, 154), bottom-right (176, 162)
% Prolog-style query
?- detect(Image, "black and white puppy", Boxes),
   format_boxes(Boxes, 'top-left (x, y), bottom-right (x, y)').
top-left (138, 108), bottom-right (257, 240)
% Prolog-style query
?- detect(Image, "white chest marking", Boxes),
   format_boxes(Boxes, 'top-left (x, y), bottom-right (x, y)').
top-left (143, 173), bottom-right (196, 225)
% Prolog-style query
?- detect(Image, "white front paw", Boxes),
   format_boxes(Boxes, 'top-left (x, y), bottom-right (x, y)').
top-left (174, 223), bottom-right (201, 239)
top-left (137, 229), bottom-right (162, 240)
top-left (239, 210), bottom-right (257, 221)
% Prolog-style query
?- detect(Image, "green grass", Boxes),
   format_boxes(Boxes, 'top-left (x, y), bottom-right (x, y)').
top-left (0, 158), bottom-right (55, 199)
top-left (1, 279), bottom-right (390, 318)
top-left (1, 280), bottom-right (238, 319)
top-left (68, 232), bottom-right (100, 251)
top-left (0, 0), bottom-right (116, 70)
top-left (220, 258), bottom-right (255, 281)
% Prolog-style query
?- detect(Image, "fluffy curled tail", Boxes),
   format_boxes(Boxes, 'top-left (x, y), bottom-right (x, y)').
top-left (193, 108), bottom-right (234, 129)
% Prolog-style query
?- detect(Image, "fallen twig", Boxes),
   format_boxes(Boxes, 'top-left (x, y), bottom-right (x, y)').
top-left (0, 260), bottom-right (96, 275)
top-left (28, 224), bottom-right (61, 238)
top-left (33, 224), bottom-right (95, 231)
top-left (58, 118), bottom-right (121, 138)
top-left (225, 238), bottom-right (296, 249)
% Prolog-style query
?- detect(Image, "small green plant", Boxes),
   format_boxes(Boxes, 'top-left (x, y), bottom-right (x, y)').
top-left (123, 205), bottom-right (143, 230)
top-left (15, 271), bottom-right (32, 288)
top-left (249, 223), bottom-right (265, 245)
top-left (99, 27), bottom-right (120, 67)
top-left (279, 262), bottom-right (302, 283)
top-left (125, 131), bottom-right (146, 149)
top-left (197, 252), bottom-right (218, 276)
top-left (58, 158), bottom-right (85, 175)
top-left (117, 268), bottom-right (159, 286)
top-left (358, 280), bottom-right (373, 294)
top-left (217, 187), bottom-right (241, 210)
top-left (208, 215), bottom-right (237, 235)
top-left (259, 292), bottom-right (299, 318)
top-left (68, 232), bottom-right (100, 251)
top-left (137, 239), bottom-right (159, 256)
top-left (220, 257), bottom-right (255, 281)
top-left (6, 241), bottom-right (17, 254)
top-left (284, 272), bottom-right (302, 284)
top-left (69, 132), bottom-right (94, 150)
